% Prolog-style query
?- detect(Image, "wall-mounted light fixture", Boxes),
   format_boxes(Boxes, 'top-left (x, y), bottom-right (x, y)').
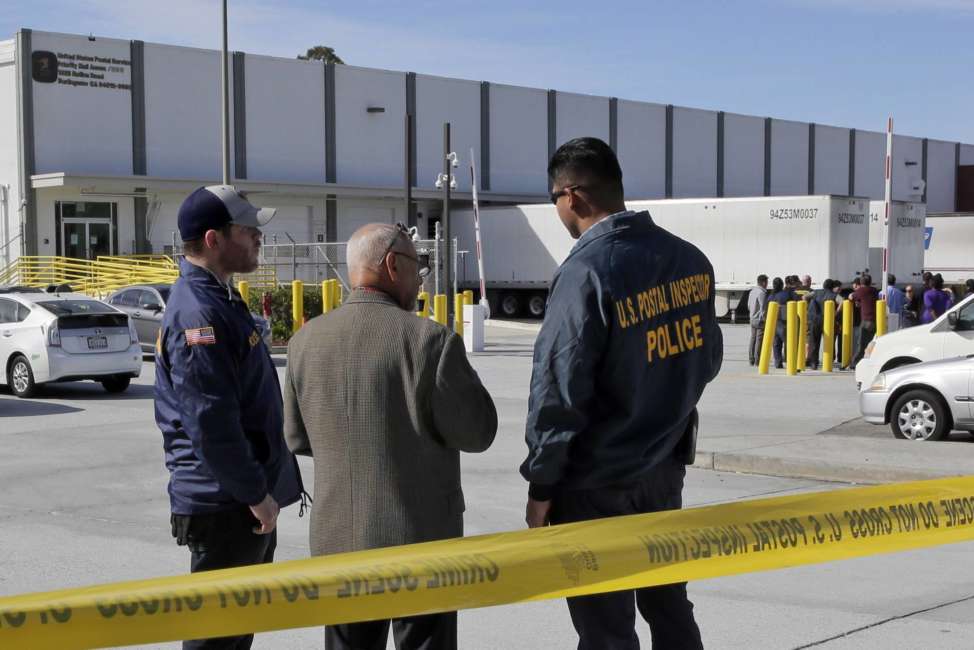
top-left (366, 106), bottom-right (386, 113)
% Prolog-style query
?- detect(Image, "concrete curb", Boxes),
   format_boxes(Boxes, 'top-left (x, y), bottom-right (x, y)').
top-left (693, 448), bottom-right (960, 485)
top-left (485, 319), bottom-right (542, 333)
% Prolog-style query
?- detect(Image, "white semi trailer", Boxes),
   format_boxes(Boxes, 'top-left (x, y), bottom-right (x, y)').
top-left (454, 195), bottom-right (870, 319)
top-left (867, 201), bottom-right (926, 286)
top-left (924, 213), bottom-right (974, 284)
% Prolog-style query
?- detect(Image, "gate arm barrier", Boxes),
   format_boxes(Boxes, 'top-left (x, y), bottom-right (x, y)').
top-left (3, 476), bottom-right (974, 648)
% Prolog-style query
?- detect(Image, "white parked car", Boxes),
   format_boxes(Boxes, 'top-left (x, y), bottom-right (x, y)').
top-left (855, 293), bottom-right (974, 391)
top-left (0, 289), bottom-right (143, 397)
top-left (859, 354), bottom-right (974, 440)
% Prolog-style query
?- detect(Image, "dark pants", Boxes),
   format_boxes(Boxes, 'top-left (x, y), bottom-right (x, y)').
top-left (748, 324), bottom-right (764, 365)
top-left (550, 458), bottom-right (703, 650)
top-left (853, 320), bottom-right (876, 366)
top-left (772, 321), bottom-right (786, 368)
top-left (325, 612), bottom-right (457, 650)
top-left (175, 508), bottom-right (277, 650)
top-left (806, 320), bottom-right (824, 369)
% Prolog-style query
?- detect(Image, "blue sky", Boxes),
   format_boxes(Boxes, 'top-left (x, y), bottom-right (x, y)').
top-left (5, 0), bottom-right (973, 142)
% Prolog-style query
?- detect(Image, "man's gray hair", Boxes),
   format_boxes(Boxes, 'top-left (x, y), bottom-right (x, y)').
top-left (347, 223), bottom-right (403, 275)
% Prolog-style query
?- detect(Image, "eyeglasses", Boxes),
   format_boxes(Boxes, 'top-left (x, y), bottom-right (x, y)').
top-left (549, 184), bottom-right (583, 205)
top-left (377, 222), bottom-right (429, 278)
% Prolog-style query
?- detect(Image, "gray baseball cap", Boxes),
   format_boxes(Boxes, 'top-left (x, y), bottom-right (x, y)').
top-left (178, 185), bottom-right (277, 241)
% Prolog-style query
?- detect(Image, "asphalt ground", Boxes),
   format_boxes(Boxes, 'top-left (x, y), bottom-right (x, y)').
top-left (2, 323), bottom-right (974, 648)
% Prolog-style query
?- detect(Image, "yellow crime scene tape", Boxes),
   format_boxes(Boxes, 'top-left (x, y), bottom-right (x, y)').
top-left (4, 476), bottom-right (974, 648)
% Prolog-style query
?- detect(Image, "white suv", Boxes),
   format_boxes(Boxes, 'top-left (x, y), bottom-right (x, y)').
top-left (855, 293), bottom-right (974, 390)
top-left (0, 290), bottom-right (143, 397)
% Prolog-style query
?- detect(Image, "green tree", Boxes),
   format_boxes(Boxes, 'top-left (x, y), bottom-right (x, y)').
top-left (297, 46), bottom-right (344, 64)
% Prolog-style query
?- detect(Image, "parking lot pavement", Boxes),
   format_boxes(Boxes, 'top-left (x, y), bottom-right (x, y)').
top-left (2, 325), bottom-right (974, 648)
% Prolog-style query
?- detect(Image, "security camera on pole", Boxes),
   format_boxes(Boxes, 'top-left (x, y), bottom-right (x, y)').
top-left (434, 123), bottom-right (458, 320)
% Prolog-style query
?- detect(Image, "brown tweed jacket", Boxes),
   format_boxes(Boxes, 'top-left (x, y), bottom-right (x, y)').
top-left (284, 289), bottom-right (497, 556)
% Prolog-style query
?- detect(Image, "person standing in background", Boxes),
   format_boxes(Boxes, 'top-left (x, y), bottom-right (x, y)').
top-left (747, 275), bottom-right (769, 366)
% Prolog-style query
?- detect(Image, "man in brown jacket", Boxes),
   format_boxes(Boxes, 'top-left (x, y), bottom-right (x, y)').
top-left (284, 222), bottom-right (497, 650)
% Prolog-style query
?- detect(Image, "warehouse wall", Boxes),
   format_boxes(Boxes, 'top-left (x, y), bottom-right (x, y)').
top-left (672, 106), bottom-right (717, 198)
top-left (145, 43), bottom-right (230, 180)
top-left (488, 83), bottom-right (547, 194)
top-left (31, 32), bottom-right (133, 176)
top-left (416, 74), bottom-right (480, 193)
top-left (0, 42), bottom-right (20, 264)
top-left (616, 99), bottom-right (666, 199)
top-left (245, 55), bottom-right (326, 184)
top-left (926, 139), bottom-right (956, 213)
top-left (555, 92), bottom-right (609, 148)
top-left (722, 112), bottom-right (764, 198)
top-left (814, 125), bottom-right (849, 196)
top-left (770, 119), bottom-right (808, 196)
top-left (334, 65), bottom-right (405, 187)
top-left (854, 130), bottom-right (886, 200)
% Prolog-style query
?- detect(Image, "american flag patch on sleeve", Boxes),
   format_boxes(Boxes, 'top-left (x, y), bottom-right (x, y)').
top-left (185, 326), bottom-right (217, 346)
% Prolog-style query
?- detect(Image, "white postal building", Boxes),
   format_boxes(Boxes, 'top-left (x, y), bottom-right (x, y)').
top-left (1, 28), bottom-right (972, 269)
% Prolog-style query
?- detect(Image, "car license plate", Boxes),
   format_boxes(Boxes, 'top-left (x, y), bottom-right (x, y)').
top-left (87, 336), bottom-right (108, 350)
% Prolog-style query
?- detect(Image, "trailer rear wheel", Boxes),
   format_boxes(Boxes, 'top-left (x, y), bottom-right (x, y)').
top-left (499, 293), bottom-right (521, 318)
top-left (527, 293), bottom-right (547, 319)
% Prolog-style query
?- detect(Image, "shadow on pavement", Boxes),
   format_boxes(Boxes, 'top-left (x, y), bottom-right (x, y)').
top-left (0, 399), bottom-right (84, 417)
top-left (21, 382), bottom-right (156, 401)
top-left (824, 416), bottom-right (974, 443)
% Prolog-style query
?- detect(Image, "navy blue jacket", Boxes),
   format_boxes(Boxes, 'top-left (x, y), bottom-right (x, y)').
top-left (155, 259), bottom-right (302, 515)
top-left (520, 211), bottom-right (723, 499)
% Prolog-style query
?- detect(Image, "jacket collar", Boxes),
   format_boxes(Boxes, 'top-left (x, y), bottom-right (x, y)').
top-left (179, 257), bottom-right (241, 303)
top-left (568, 210), bottom-right (653, 258)
top-left (343, 287), bottom-right (405, 309)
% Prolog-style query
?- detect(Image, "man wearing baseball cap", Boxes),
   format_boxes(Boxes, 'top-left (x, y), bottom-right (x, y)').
top-left (155, 186), bottom-right (306, 649)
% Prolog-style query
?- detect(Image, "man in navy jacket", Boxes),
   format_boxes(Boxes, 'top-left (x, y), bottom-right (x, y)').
top-left (521, 138), bottom-right (722, 650)
top-left (155, 185), bottom-right (303, 650)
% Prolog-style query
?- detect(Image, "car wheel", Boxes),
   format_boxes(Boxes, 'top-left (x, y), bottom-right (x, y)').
top-left (890, 389), bottom-right (950, 441)
top-left (499, 293), bottom-right (521, 318)
top-left (527, 293), bottom-right (547, 319)
top-left (101, 375), bottom-right (131, 394)
top-left (8, 355), bottom-right (39, 398)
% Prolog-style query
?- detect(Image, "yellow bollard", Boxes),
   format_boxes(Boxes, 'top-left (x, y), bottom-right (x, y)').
top-left (758, 301), bottom-right (780, 375)
top-left (291, 280), bottom-right (304, 335)
top-left (237, 280), bottom-right (250, 306)
top-left (841, 298), bottom-right (853, 369)
top-left (454, 294), bottom-right (465, 336)
top-left (335, 281), bottom-right (343, 308)
top-left (823, 299), bottom-right (835, 373)
top-left (876, 299), bottom-right (887, 337)
top-left (433, 294), bottom-right (447, 325)
top-left (415, 291), bottom-right (430, 318)
top-left (322, 280), bottom-right (334, 314)
top-left (797, 300), bottom-right (808, 372)
top-left (786, 301), bottom-right (798, 376)
top-left (463, 290), bottom-right (474, 306)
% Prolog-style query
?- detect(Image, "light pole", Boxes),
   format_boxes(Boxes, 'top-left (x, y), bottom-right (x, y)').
top-left (220, 0), bottom-right (231, 186)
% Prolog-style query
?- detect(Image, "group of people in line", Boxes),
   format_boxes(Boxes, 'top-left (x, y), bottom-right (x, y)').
top-left (747, 272), bottom-right (973, 371)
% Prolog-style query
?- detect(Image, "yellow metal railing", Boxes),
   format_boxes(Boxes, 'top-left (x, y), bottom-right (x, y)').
top-left (0, 256), bottom-right (178, 297)
top-left (0, 256), bottom-right (282, 298)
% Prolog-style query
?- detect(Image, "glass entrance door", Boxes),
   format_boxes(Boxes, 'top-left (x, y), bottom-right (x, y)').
top-left (61, 219), bottom-right (114, 260)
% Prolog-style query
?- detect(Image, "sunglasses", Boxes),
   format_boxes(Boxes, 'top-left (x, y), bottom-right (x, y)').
top-left (549, 185), bottom-right (583, 205)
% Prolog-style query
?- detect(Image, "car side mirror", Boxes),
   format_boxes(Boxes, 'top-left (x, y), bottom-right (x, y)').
top-left (142, 302), bottom-right (163, 313)
top-left (947, 311), bottom-right (959, 329)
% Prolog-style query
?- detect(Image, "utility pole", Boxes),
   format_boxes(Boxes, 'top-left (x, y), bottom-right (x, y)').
top-left (220, 0), bottom-right (231, 186)
top-left (404, 114), bottom-right (413, 228)
top-left (443, 122), bottom-right (452, 311)
top-left (882, 116), bottom-right (893, 298)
